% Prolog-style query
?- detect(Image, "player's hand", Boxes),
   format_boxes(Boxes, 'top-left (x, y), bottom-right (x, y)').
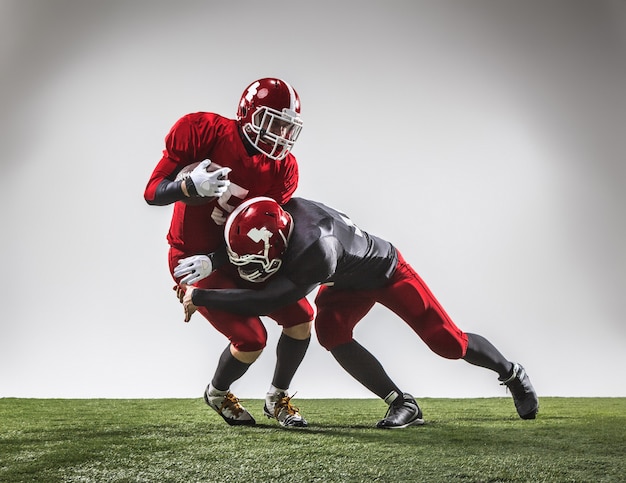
top-left (188, 159), bottom-right (232, 198)
top-left (173, 284), bottom-right (197, 323)
top-left (174, 254), bottom-right (214, 284)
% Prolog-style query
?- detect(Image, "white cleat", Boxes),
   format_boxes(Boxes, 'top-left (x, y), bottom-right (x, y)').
top-left (204, 388), bottom-right (256, 426)
top-left (264, 391), bottom-right (308, 427)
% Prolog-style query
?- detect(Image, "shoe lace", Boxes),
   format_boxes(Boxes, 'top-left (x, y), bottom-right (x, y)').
top-left (221, 392), bottom-right (244, 417)
top-left (274, 392), bottom-right (300, 418)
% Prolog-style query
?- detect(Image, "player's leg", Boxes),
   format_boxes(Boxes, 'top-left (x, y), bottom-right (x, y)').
top-left (380, 251), bottom-right (538, 419)
top-left (170, 253), bottom-right (264, 426)
top-left (377, 254), bottom-right (468, 359)
top-left (463, 333), bottom-right (538, 418)
top-left (264, 298), bottom-right (314, 427)
top-left (463, 333), bottom-right (512, 377)
top-left (315, 287), bottom-right (423, 429)
top-left (197, 304), bottom-right (267, 426)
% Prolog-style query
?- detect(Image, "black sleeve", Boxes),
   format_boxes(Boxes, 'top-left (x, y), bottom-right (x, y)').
top-left (190, 276), bottom-right (317, 316)
top-left (147, 178), bottom-right (187, 206)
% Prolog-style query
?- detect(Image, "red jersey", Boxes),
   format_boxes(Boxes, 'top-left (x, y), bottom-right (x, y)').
top-left (144, 112), bottom-right (299, 254)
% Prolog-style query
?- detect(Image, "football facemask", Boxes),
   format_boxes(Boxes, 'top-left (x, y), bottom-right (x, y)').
top-left (229, 256), bottom-right (283, 283)
top-left (244, 106), bottom-right (302, 160)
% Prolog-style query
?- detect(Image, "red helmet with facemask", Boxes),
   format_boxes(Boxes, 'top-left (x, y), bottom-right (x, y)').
top-left (236, 78), bottom-right (303, 160)
top-left (225, 197), bottom-right (293, 283)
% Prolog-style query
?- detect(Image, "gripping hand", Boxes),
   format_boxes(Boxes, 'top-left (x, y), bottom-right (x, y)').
top-left (188, 160), bottom-right (232, 198)
top-left (174, 254), bottom-right (214, 285)
top-left (173, 284), bottom-right (197, 323)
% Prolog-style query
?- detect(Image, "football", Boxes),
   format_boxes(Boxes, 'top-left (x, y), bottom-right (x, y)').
top-left (175, 161), bottom-right (225, 205)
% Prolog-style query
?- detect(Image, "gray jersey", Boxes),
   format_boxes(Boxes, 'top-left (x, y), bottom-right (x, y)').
top-left (282, 198), bottom-right (397, 290)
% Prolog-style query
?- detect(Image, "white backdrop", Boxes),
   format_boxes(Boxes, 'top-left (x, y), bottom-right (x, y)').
top-left (1, 0), bottom-right (624, 399)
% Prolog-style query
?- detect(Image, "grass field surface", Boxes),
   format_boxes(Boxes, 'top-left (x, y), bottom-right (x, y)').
top-left (1, 397), bottom-right (624, 482)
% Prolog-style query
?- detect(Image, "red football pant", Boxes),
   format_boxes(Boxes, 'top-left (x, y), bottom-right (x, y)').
top-left (169, 248), bottom-right (314, 352)
top-left (315, 251), bottom-right (468, 359)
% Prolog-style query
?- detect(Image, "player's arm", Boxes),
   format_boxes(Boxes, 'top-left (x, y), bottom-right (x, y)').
top-left (144, 158), bottom-right (186, 205)
top-left (144, 117), bottom-right (196, 205)
top-left (180, 241), bottom-right (334, 319)
top-left (145, 159), bottom-right (230, 206)
top-left (187, 276), bottom-right (318, 316)
top-left (144, 115), bottom-right (228, 205)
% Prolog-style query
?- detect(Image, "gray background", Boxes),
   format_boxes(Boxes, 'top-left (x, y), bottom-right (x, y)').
top-left (1, 0), bottom-right (624, 399)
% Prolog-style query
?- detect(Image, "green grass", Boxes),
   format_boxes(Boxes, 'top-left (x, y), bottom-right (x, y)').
top-left (1, 398), bottom-right (624, 482)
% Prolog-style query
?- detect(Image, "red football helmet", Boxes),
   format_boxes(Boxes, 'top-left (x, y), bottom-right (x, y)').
top-left (225, 197), bottom-right (293, 283)
top-left (236, 78), bottom-right (303, 160)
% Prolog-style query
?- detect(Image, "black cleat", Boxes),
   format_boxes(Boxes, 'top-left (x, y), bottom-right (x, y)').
top-left (500, 363), bottom-right (539, 420)
top-left (376, 393), bottom-right (425, 429)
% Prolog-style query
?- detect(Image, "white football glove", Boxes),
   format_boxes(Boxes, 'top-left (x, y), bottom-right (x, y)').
top-left (174, 254), bottom-right (214, 285)
top-left (188, 160), bottom-right (232, 198)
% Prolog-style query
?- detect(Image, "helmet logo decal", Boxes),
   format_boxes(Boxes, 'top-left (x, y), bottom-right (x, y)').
top-left (247, 226), bottom-right (273, 246)
top-left (247, 226), bottom-right (276, 258)
top-left (244, 81), bottom-right (260, 102)
top-left (285, 81), bottom-right (297, 110)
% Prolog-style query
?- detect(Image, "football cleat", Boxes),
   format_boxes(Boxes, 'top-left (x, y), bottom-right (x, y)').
top-left (376, 393), bottom-right (425, 429)
top-left (500, 363), bottom-right (539, 420)
top-left (204, 388), bottom-right (256, 426)
top-left (263, 391), bottom-right (308, 427)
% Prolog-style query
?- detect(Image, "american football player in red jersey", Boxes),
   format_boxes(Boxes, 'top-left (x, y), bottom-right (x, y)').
top-left (175, 197), bottom-right (539, 428)
top-left (144, 78), bottom-right (313, 427)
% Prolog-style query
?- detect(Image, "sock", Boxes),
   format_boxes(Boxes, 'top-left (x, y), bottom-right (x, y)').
top-left (330, 340), bottom-right (403, 400)
top-left (463, 333), bottom-right (514, 379)
top-left (210, 345), bottom-right (252, 391)
top-left (271, 333), bottom-right (310, 390)
top-left (384, 390), bottom-right (401, 406)
top-left (207, 384), bottom-right (227, 397)
top-left (267, 384), bottom-right (286, 395)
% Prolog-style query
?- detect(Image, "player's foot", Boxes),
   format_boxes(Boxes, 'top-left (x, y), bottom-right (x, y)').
top-left (204, 387), bottom-right (256, 426)
top-left (264, 391), bottom-right (308, 427)
top-left (499, 363), bottom-right (539, 419)
top-left (376, 393), bottom-right (425, 429)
